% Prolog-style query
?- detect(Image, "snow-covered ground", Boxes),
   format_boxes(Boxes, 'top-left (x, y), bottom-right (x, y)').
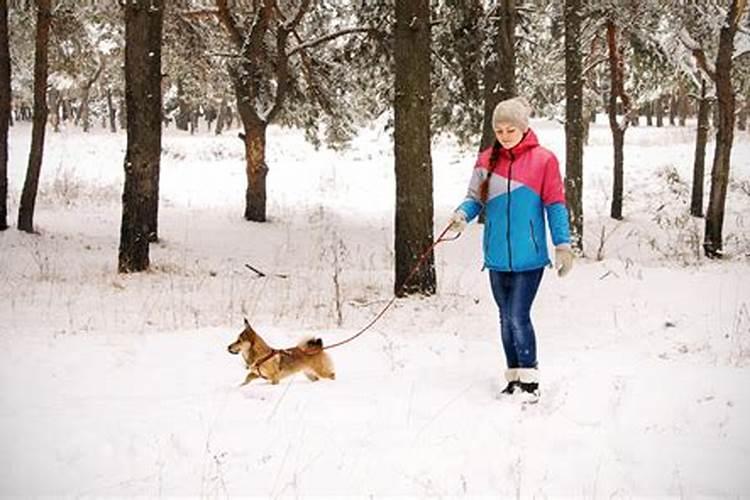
top-left (1, 118), bottom-right (749, 497)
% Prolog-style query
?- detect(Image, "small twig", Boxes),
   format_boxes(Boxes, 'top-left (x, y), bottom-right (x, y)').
top-left (245, 263), bottom-right (289, 279)
top-left (245, 263), bottom-right (266, 277)
top-left (598, 270), bottom-right (614, 280)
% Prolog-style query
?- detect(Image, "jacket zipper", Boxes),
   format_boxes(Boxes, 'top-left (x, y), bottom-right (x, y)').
top-left (507, 151), bottom-right (514, 271)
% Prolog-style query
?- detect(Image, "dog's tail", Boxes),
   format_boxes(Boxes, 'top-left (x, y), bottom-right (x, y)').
top-left (297, 337), bottom-right (324, 352)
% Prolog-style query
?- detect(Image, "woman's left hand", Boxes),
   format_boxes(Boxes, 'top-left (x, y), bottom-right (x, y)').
top-left (555, 244), bottom-right (574, 277)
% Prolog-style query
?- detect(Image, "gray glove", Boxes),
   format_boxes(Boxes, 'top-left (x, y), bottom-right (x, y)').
top-left (448, 211), bottom-right (467, 233)
top-left (555, 244), bottom-right (574, 277)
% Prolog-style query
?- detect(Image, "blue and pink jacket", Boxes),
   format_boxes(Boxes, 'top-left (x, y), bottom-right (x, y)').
top-left (457, 129), bottom-right (571, 272)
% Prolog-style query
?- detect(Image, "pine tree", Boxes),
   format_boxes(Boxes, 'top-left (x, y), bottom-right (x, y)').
top-left (564, 0), bottom-right (584, 251)
top-left (17, 0), bottom-right (51, 233)
top-left (393, 0), bottom-right (435, 296)
top-left (0, 0), bottom-right (10, 231)
top-left (118, 0), bottom-right (164, 272)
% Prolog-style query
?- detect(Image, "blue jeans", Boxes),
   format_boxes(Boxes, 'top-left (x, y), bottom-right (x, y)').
top-left (489, 268), bottom-right (544, 369)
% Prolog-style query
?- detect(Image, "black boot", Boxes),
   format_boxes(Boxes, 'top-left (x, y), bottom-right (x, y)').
top-left (500, 380), bottom-right (519, 395)
top-left (518, 381), bottom-right (540, 399)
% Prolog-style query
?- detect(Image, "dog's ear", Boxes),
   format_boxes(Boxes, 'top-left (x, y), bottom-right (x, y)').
top-left (243, 317), bottom-right (250, 328)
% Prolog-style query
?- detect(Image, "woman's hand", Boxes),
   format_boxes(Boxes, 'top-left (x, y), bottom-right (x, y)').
top-left (448, 211), bottom-right (467, 233)
top-left (555, 244), bottom-right (574, 277)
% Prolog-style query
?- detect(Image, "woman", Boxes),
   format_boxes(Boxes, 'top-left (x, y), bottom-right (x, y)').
top-left (449, 96), bottom-right (573, 401)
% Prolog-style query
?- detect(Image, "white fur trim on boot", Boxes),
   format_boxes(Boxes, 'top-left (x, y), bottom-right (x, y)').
top-left (504, 368), bottom-right (519, 382)
top-left (517, 368), bottom-right (539, 384)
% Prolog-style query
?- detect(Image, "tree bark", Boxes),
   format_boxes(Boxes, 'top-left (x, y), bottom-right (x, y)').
top-left (48, 87), bottom-right (59, 132)
top-left (564, 0), bottom-right (584, 251)
top-left (480, 0), bottom-right (516, 150)
top-left (678, 83), bottom-right (689, 126)
top-left (655, 96), bottom-right (664, 127)
top-left (175, 78), bottom-right (190, 131)
top-left (669, 92), bottom-right (677, 126)
top-left (645, 101), bottom-right (653, 126)
top-left (738, 98), bottom-right (747, 131)
top-left (78, 63), bottom-right (103, 133)
top-left (106, 87), bottom-right (117, 132)
top-left (236, 103), bottom-right (269, 223)
top-left (215, 96), bottom-right (229, 135)
top-left (453, 0), bottom-right (482, 104)
top-left (394, 0), bottom-right (435, 297)
top-left (118, 0), bottom-right (164, 272)
top-left (17, 0), bottom-right (50, 233)
top-left (0, 0), bottom-right (10, 231)
top-left (691, 79), bottom-right (709, 218)
top-left (704, 0), bottom-right (741, 258)
top-left (606, 19), bottom-right (628, 221)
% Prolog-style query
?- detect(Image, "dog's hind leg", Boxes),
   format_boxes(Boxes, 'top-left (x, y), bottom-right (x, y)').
top-left (304, 371), bottom-right (320, 382)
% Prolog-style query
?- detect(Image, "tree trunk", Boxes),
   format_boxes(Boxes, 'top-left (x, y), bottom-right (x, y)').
top-left (118, 0), bottom-right (163, 273)
top-left (453, 0), bottom-right (482, 104)
top-left (48, 87), bottom-right (59, 132)
top-left (606, 19), bottom-right (628, 221)
top-left (645, 101), bottom-right (653, 126)
top-left (17, 0), bottom-right (50, 233)
top-left (215, 96), bottom-right (228, 135)
top-left (106, 87), bottom-right (117, 132)
top-left (678, 83), bottom-right (689, 126)
top-left (394, 0), bottom-right (435, 297)
top-left (691, 79), bottom-right (708, 218)
top-left (669, 92), bottom-right (677, 126)
top-left (78, 64), bottom-right (102, 133)
top-left (118, 98), bottom-right (126, 130)
top-left (655, 96), bottom-right (664, 127)
top-left (175, 78), bottom-right (190, 131)
top-left (0, 0), bottom-right (10, 231)
top-left (480, 0), bottom-right (516, 150)
top-left (241, 118), bottom-right (268, 222)
top-left (704, 0), bottom-right (740, 259)
top-left (738, 98), bottom-right (747, 131)
top-left (79, 88), bottom-right (91, 132)
top-left (564, 0), bottom-right (584, 251)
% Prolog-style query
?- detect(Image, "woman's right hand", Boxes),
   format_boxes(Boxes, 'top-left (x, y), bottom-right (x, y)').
top-left (448, 211), bottom-right (467, 233)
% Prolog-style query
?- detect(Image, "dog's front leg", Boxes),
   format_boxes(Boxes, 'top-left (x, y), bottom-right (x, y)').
top-left (239, 371), bottom-right (260, 387)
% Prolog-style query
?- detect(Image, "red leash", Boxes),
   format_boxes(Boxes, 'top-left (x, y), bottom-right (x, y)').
top-left (322, 223), bottom-right (461, 351)
top-left (249, 224), bottom-right (462, 375)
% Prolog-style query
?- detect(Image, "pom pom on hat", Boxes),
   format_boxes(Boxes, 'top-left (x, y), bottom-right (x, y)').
top-left (492, 96), bottom-right (532, 131)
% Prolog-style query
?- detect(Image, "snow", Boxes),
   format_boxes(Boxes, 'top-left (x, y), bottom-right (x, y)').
top-left (1, 118), bottom-right (749, 497)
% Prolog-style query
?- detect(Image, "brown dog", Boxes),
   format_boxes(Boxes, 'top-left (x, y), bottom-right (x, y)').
top-left (227, 318), bottom-right (336, 386)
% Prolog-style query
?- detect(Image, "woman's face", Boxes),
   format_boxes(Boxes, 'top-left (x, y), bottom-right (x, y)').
top-left (494, 123), bottom-right (524, 149)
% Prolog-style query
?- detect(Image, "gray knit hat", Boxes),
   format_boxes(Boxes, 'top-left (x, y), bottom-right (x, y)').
top-left (492, 96), bottom-right (532, 131)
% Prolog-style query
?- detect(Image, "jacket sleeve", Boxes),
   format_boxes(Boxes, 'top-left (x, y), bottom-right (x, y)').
top-left (456, 153), bottom-right (488, 222)
top-left (542, 154), bottom-right (571, 246)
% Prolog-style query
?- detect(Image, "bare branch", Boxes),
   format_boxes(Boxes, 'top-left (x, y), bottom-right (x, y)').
top-left (179, 8), bottom-right (220, 20)
top-left (214, 0), bottom-right (244, 49)
top-left (287, 27), bottom-right (382, 57)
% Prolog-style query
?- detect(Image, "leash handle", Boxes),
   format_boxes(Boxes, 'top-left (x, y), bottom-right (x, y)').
top-left (323, 222), bottom-right (461, 351)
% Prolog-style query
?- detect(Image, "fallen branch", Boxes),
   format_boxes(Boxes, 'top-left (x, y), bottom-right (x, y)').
top-left (244, 263), bottom-right (289, 279)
